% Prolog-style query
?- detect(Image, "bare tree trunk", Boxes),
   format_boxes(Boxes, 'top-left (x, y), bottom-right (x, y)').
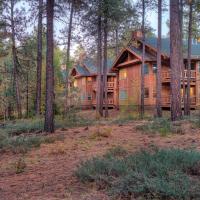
top-left (186, 2), bottom-right (193, 115)
top-left (103, 18), bottom-right (108, 118)
top-left (156, 0), bottom-right (162, 117)
top-left (179, 0), bottom-right (187, 115)
top-left (44, 0), bottom-right (55, 133)
top-left (115, 28), bottom-right (119, 57)
top-left (140, 0), bottom-right (145, 118)
top-left (96, 1), bottom-right (103, 117)
top-left (170, 0), bottom-right (182, 121)
top-left (65, 1), bottom-right (74, 115)
top-left (11, 0), bottom-right (22, 119)
top-left (36, 0), bottom-right (43, 115)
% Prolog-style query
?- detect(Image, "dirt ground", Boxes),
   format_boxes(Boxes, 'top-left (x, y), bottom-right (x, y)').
top-left (1, 115), bottom-right (200, 200)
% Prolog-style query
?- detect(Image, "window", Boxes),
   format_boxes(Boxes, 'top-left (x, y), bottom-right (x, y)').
top-left (191, 63), bottom-right (196, 70)
top-left (119, 69), bottom-right (127, 80)
top-left (190, 87), bottom-right (195, 96)
top-left (144, 88), bottom-right (149, 98)
top-left (87, 77), bottom-right (92, 82)
top-left (119, 90), bottom-right (128, 100)
top-left (88, 94), bottom-right (92, 100)
top-left (74, 80), bottom-right (77, 87)
top-left (144, 64), bottom-right (149, 74)
top-left (153, 64), bottom-right (157, 73)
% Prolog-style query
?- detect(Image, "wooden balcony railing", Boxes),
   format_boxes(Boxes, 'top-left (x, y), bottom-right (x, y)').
top-left (93, 82), bottom-right (115, 91)
top-left (92, 98), bottom-right (114, 105)
top-left (162, 96), bottom-right (196, 106)
top-left (162, 70), bottom-right (196, 82)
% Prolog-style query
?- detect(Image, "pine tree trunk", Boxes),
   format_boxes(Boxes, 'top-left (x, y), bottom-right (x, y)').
top-left (36, 0), bottom-right (43, 116)
top-left (170, 0), bottom-right (182, 121)
top-left (11, 0), bottom-right (22, 119)
top-left (65, 1), bottom-right (74, 115)
top-left (156, 0), bottom-right (162, 117)
top-left (26, 68), bottom-right (29, 118)
top-left (186, 2), bottom-right (193, 115)
top-left (115, 28), bottom-right (119, 57)
top-left (179, 0), bottom-right (187, 115)
top-left (140, 0), bottom-right (145, 118)
top-left (96, 1), bottom-right (103, 117)
top-left (44, 0), bottom-right (55, 133)
top-left (103, 18), bottom-right (108, 118)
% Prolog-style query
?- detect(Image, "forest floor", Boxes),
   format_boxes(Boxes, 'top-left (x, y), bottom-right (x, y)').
top-left (0, 110), bottom-right (200, 200)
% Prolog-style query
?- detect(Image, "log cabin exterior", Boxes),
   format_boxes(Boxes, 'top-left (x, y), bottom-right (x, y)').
top-left (111, 33), bottom-right (200, 109)
top-left (70, 57), bottom-right (117, 108)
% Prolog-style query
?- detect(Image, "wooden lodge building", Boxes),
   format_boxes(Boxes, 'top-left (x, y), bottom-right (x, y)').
top-left (71, 32), bottom-right (200, 109)
top-left (70, 57), bottom-right (117, 108)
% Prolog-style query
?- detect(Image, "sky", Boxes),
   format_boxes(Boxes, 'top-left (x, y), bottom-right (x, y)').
top-left (18, 0), bottom-right (170, 54)
top-left (147, 8), bottom-right (169, 36)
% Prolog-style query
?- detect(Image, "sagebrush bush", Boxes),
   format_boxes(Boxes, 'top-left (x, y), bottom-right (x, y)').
top-left (0, 132), bottom-right (64, 153)
top-left (136, 118), bottom-right (172, 136)
top-left (14, 157), bottom-right (27, 174)
top-left (0, 114), bottom-right (91, 152)
top-left (75, 148), bottom-right (200, 199)
top-left (2, 118), bottom-right (44, 136)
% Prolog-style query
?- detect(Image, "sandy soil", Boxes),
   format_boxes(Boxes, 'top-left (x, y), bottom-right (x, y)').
top-left (1, 120), bottom-right (200, 200)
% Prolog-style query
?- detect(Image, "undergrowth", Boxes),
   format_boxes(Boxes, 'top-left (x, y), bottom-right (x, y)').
top-left (0, 132), bottom-right (64, 153)
top-left (0, 112), bottom-right (92, 153)
top-left (75, 147), bottom-right (200, 199)
top-left (136, 115), bottom-right (200, 136)
top-left (136, 118), bottom-right (172, 136)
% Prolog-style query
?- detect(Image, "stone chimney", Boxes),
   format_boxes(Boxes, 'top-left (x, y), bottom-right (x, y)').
top-left (132, 30), bottom-right (143, 39)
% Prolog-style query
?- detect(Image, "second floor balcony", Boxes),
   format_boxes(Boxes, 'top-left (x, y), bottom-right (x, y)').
top-left (92, 98), bottom-right (114, 105)
top-left (93, 81), bottom-right (115, 92)
top-left (162, 96), bottom-right (196, 107)
top-left (162, 70), bottom-right (196, 83)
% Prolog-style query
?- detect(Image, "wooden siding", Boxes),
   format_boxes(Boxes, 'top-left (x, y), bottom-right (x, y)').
top-left (117, 61), bottom-right (200, 108)
top-left (72, 75), bottom-right (116, 108)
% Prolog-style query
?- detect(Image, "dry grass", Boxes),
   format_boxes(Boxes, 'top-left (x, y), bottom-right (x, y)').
top-left (47, 142), bottom-right (67, 155)
top-left (89, 127), bottom-right (112, 140)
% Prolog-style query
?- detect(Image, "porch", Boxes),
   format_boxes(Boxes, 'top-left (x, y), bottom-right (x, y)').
top-left (162, 70), bottom-right (196, 83)
top-left (162, 96), bottom-right (196, 108)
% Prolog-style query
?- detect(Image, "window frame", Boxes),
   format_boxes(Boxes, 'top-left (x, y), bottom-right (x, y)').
top-left (144, 88), bottom-right (149, 98)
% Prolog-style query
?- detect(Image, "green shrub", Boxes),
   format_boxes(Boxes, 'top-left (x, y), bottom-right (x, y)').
top-left (0, 133), bottom-right (65, 153)
top-left (104, 146), bottom-right (127, 158)
top-left (2, 118), bottom-right (44, 136)
top-left (112, 114), bottom-right (139, 124)
top-left (136, 118), bottom-right (172, 136)
top-left (75, 148), bottom-right (200, 199)
top-left (56, 115), bottom-right (94, 128)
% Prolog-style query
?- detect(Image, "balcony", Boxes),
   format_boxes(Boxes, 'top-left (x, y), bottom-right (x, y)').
top-left (162, 96), bottom-right (196, 107)
top-left (93, 82), bottom-right (115, 92)
top-left (162, 70), bottom-right (196, 83)
top-left (92, 98), bottom-right (115, 107)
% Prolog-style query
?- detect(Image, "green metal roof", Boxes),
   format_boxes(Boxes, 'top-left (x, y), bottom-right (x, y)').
top-left (145, 37), bottom-right (200, 58)
top-left (130, 46), bottom-right (156, 61)
top-left (75, 64), bottom-right (90, 76)
top-left (73, 58), bottom-right (115, 76)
